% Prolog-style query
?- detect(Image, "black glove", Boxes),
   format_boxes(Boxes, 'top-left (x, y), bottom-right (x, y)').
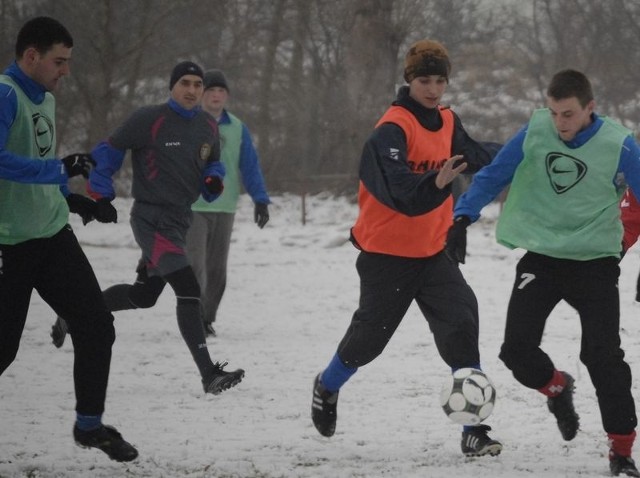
top-left (204, 175), bottom-right (224, 195)
top-left (444, 216), bottom-right (471, 265)
top-left (254, 203), bottom-right (269, 229)
top-left (66, 193), bottom-right (96, 225)
top-left (94, 198), bottom-right (117, 223)
top-left (61, 153), bottom-right (95, 179)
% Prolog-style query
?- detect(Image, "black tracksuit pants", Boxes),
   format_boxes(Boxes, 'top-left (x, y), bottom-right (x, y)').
top-left (499, 252), bottom-right (637, 435)
top-left (0, 225), bottom-right (114, 416)
top-left (337, 250), bottom-right (481, 369)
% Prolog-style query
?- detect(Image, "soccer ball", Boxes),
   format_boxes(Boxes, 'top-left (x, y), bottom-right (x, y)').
top-left (440, 368), bottom-right (496, 426)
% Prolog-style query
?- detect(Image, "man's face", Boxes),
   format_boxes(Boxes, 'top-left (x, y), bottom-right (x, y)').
top-left (408, 75), bottom-right (447, 109)
top-left (26, 43), bottom-right (71, 92)
top-left (170, 75), bottom-right (204, 110)
top-left (547, 96), bottom-right (595, 142)
top-left (201, 86), bottom-right (228, 117)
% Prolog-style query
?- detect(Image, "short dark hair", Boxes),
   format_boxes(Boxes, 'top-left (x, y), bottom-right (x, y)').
top-left (15, 16), bottom-right (73, 58)
top-left (546, 69), bottom-right (594, 107)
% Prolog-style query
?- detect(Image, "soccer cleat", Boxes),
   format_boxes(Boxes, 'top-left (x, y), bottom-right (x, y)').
top-left (202, 361), bottom-right (244, 394)
top-left (73, 424), bottom-right (138, 462)
top-left (311, 373), bottom-right (338, 437)
top-left (610, 452), bottom-right (640, 477)
top-left (547, 372), bottom-right (579, 441)
top-left (203, 322), bottom-right (217, 337)
top-left (460, 424), bottom-right (503, 457)
top-left (50, 316), bottom-right (68, 348)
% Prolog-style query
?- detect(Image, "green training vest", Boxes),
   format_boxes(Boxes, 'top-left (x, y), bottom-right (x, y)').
top-left (191, 111), bottom-right (243, 213)
top-left (0, 75), bottom-right (68, 245)
top-left (496, 109), bottom-right (628, 260)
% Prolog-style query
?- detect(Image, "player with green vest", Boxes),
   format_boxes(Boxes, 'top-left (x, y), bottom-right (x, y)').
top-left (186, 69), bottom-right (270, 337)
top-left (447, 69), bottom-right (640, 477)
top-left (0, 16), bottom-right (137, 462)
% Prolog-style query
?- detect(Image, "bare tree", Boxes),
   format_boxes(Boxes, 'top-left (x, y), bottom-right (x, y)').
top-left (4, 0), bottom-right (640, 195)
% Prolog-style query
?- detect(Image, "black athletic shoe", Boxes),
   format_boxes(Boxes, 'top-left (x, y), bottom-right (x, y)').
top-left (202, 361), bottom-right (244, 394)
top-left (203, 322), bottom-right (216, 337)
top-left (73, 424), bottom-right (138, 462)
top-left (547, 372), bottom-right (579, 441)
top-left (50, 316), bottom-right (68, 348)
top-left (460, 424), bottom-right (503, 457)
top-left (610, 452), bottom-right (640, 477)
top-left (311, 373), bottom-right (338, 437)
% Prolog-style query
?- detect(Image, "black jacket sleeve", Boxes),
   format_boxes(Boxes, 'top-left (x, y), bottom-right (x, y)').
top-left (451, 111), bottom-right (501, 173)
top-left (358, 123), bottom-right (451, 217)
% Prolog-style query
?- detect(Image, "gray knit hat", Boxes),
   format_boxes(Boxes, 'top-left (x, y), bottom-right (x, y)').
top-left (203, 69), bottom-right (229, 92)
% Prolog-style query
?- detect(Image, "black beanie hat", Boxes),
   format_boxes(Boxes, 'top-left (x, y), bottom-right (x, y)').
top-left (169, 61), bottom-right (204, 90)
top-left (403, 39), bottom-right (451, 83)
top-left (203, 69), bottom-right (229, 92)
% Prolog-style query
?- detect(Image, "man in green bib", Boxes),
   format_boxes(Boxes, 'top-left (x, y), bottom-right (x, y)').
top-left (446, 69), bottom-right (640, 477)
top-left (186, 69), bottom-right (270, 337)
top-left (0, 16), bottom-right (137, 462)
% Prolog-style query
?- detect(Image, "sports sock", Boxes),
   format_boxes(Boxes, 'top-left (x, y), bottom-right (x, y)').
top-left (176, 300), bottom-right (214, 378)
top-left (320, 353), bottom-right (357, 393)
top-left (538, 369), bottom-right (566, 397)
top-left (455, 364), bottom-right (481, 433)
top-left (75, 413), bottom-right (102, 431)
top-left (609, 431), bottom-right (636, 458)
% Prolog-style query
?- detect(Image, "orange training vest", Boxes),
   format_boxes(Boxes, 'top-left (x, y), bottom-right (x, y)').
top-left (351, 105), bottom-right (454, 258)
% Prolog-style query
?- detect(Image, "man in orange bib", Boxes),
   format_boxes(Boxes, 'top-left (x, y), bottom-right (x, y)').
top-left (311, 39), bottom-right (502, 456)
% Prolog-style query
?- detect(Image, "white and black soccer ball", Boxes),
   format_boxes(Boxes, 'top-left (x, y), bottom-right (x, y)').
top-left (440, 368), bottom-right (496, 426)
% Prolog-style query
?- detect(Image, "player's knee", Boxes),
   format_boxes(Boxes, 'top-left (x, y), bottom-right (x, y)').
top-left (165, 266), bottom-right (200, 298)
top-left (129, 278), bottom-right (164, 308)
top-left (499, 341), bottom-right (523, 369)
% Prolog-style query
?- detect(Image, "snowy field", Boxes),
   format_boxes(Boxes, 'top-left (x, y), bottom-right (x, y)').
top-left (3, 193), bottom-right (640, 478)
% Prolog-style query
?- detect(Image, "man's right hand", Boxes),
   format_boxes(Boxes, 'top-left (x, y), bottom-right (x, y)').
top-left (436, 155), bottom-right (467, 189)
top-left (61, 153), bottom-right (95, 179)
top-left (94, 198), bottom-right (117, 223)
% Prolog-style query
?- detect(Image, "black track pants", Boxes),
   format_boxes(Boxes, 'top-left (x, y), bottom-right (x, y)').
top-left (500, 252), bottom-right (637, 434)
top-left (337, 251), bottom-right (480, 369)
top-left (0, 226), bottom-right (114, 416)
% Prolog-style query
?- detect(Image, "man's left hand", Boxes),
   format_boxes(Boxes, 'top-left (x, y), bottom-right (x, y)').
top-left (254, 203), bottom-right (269, 229)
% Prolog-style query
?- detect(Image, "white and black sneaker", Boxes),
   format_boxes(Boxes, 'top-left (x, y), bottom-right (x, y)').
top-left (74, 424), bottom-right (138, 462)
top-left (311, 373), bottom-right (338, 437)
top-left (610, 452), bottom-right (640, 477)
top-left (202, 362), bottom-right (244, 394)
top-left (461, 425), bottom-right (502, 457)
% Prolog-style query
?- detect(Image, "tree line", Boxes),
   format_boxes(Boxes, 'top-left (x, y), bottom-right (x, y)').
top-left (3, 0), bottom-right (640, 195)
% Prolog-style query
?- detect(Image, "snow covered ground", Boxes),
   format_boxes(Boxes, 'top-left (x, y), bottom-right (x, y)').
top-left (3, 193), bottom-right (640, 477)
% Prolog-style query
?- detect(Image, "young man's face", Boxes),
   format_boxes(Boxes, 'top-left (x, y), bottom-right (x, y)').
top-left (170, 75), bottom-right (204, 110)
top-left (201, 86), bottom-right (228, 117)
top-left (25, 43), bottom-right (71, 92)
top-left (408, 75), bottom-right (447, 109)
top-left (547, 96), bottom-right (595, 142)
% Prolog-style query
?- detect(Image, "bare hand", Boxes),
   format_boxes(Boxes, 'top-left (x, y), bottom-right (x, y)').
top-left (436, 155), bottom-right (467, 189)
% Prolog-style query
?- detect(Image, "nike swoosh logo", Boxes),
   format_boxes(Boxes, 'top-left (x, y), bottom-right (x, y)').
top-left (36, 129), bottom-right (48, 136)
